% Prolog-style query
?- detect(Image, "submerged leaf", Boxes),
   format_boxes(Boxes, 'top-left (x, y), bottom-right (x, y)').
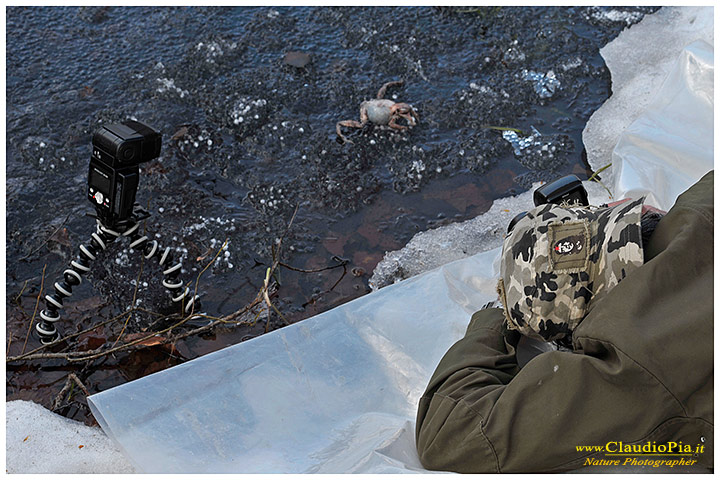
top-left (284, 51), bottom-right (311, 68)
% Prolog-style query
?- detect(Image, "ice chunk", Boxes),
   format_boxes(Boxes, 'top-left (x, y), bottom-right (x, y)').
top-left (501, 130), bottom-right (574, 185)
top-left (587, 7), bottom-right (645, 27)
top-left (155, 77), bottom-right (189, 98)
top-left (520, 69), bottom-right (560, 99)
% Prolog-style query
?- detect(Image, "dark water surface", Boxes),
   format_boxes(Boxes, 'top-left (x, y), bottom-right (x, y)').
top-left (6, 6), bottom-right (656, 423)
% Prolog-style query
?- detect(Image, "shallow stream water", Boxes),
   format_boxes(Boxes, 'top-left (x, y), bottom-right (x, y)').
top-left (6, 6), bottom-right (656, 423)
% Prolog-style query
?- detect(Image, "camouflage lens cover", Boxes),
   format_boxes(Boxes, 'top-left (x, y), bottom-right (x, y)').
top-left (497, 198), bottom-right (644, 342)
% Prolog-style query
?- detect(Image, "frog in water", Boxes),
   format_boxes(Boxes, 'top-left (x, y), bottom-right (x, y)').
top-left (336, 80), bottom-right (419, 144)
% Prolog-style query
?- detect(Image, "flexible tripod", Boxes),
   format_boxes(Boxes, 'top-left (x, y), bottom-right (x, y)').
top-left (35, 208), bottom-right (200, 344)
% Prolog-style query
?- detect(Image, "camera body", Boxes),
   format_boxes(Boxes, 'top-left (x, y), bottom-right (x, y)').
top-left (507, 174), bottom-right (589, 233)
top-left (87, 121), bottom-right (161, 227)
top-left (533, 174), bottom-right (588, 206)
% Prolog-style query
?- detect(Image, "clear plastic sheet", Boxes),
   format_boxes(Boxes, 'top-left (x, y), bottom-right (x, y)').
top-left (87, 9), bottom-right (714, 474)
top-left (89, 249), bottom-right (502, 473)
top-left (611, 40), bottom-right (714, 211)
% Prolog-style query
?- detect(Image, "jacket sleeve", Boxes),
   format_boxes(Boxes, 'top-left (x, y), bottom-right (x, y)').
top-left (414, 307), bottom-right (688, 472)
top-left (414, 307), bottom-right (519, 472)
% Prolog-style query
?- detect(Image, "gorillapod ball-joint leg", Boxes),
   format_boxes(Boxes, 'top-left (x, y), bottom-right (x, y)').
top-left (35, 221), bottom-right (122, 344)
top-left (122, 221), bottom-right (201, 315)
top-left (34, 218), bottom-right (201, 345)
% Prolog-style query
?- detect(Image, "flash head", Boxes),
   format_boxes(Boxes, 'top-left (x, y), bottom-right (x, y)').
top-left (91, 120), bottom-right (161, 168)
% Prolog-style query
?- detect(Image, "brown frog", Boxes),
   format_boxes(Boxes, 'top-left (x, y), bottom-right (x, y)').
top-left (336, 80), bottom-right (419, 144)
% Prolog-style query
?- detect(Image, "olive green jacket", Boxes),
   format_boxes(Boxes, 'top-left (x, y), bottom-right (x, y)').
top-left (415, 171), bottom-right (714, 473)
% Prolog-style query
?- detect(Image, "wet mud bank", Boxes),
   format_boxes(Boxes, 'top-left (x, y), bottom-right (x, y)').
top-left (6, 6), bottom-right (656, 423)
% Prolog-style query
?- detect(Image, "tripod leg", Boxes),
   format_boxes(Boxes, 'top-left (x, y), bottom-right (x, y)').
top-left (122, 222), bottom-right (201, 315)
top-left (35, 221), bottom-right (122, 344)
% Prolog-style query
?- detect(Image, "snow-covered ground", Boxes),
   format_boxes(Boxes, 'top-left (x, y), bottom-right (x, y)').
top-left (6, 400), bottom-right (135, 473)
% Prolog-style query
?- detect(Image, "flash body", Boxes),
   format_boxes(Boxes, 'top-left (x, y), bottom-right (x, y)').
top-left (87, 120), bottom-right (161, 227)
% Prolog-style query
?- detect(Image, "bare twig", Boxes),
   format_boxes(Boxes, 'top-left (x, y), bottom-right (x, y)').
top-left (5, 296), bottom-right (264, 364)
top-left (9, 310), bottom-right (131, 362)
top-left (20, 214), bottom-right (71, 262)
top-left (189, 238), bottom-right (229, 317)
top-left (260, 206), bottom-right (300, 331)
top-left (302, 261), bottom-right (349, 308)
top-left (328, 262), bottom-right (348, 292)
top-left (14, 279), bottom-right (29, 305)
top-left (51, 373), bottom-right (90, 411)
top-left (262, 267), bottom-right (287, 331)
top-left (22, 264), bottom-right (46, 355)
top-left (69, 373), bottom-right (90, 397)
top-left (588, 163), bottom-right (613, 199)
top-left (169, 298), bottom-right (264, 342)
top-left (52, 375), bottom-right (74, 411)
top-left (263, 267), bottom-right (273, 332)
top-left (9, 317), bottom-right (184, 363)
top-left (588, 162), bottom-right (611, 183)
top-left (278, 255), bottom-right (348, 274)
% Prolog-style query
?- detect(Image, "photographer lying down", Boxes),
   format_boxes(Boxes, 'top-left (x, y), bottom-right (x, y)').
top-left (415, 171), bottom-right (713, 473)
